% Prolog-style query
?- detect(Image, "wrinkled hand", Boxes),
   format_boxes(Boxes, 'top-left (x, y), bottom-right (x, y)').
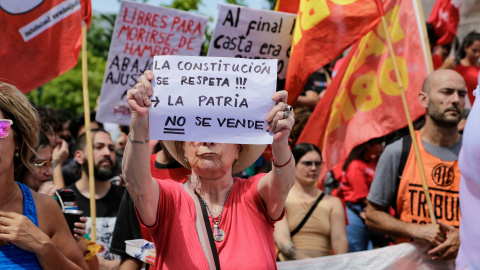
top-left (38, 181), bottom-right (57, 197)
top-left (413, 223), bottom-right (446, 246)
top-left (0, 211), bottom-right (50, 253)
top-left (265, 91), bottom-right (295, 144)
top-left (427, 221), bottom-right (460, 261)
top-left (52, 139), bottom-right (69, 163)
top-left (126, 70), bottom-right (154, 118)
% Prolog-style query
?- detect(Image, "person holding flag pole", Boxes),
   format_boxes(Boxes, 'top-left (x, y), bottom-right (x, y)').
top-left (365, 0), bottom-right (464, 261)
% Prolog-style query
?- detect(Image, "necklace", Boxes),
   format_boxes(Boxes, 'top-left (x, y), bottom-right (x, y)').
top-left (2, 183), bottom-right (19, 211)
top-left (196, 185), bottom-right (233, 242)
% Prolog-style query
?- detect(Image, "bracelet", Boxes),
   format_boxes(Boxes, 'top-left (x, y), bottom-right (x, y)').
top-left (127, 133), bottom-right (150, 144)
top-left (272, 150), bottom-right (293, 174)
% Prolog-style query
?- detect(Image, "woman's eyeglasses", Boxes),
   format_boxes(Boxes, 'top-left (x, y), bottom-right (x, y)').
top-left (34, 159), bottom-right (56, 173)
top-left (300, 161), bottom-right (322, 167)
top-left (0, 119), bottom-right (13, 139)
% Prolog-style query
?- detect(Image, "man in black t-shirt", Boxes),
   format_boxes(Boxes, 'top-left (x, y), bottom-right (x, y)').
top-left (66, 129), bottom-right (124, 269)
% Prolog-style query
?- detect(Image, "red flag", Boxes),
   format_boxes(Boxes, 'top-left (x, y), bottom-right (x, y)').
top-left (0, 0), bottom-right (91, 93)
top-left (427, 0), bottom-right (462, 45)
top-left (297, 0), bottom-right (429, 188)
top-left (275, 0), bottom-right (300, 14)
top-left (285, 0), bottom-right (383, 106)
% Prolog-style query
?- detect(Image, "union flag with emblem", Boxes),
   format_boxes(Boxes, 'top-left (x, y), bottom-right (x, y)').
top-left (0, 0), bottom-right (91, 93)
top-left (285, 0), bottom-right (383, 105)
top-left (297, 0), bottom-right (430, 188)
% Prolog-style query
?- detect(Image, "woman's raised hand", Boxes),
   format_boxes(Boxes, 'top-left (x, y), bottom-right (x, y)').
top-left (266, 90), bottom-right (295, 144)
top-left (126, 70), bottom-right (155, 118)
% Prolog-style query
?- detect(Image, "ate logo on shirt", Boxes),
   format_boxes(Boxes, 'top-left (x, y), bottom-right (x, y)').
top-left (431, 163), bottom-right (455, 187)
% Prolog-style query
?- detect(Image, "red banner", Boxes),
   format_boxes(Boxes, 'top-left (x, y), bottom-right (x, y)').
top-left (285, 0), bottom-right (382, 105)
top-left (427, 0), bottom-right (462, 46)
top-left (0, 0), bottom-right (91, 93)
top-left (297, 0), bottom-right (429, 186)
top-left (274, 0), bottom-right (300, 14)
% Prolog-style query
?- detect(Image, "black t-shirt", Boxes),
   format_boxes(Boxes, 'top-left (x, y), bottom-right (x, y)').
top-left (110, 190), bottom-right (143, 258)
top-left (67, 183), bottom-right (124, 260)
top-left (302, 71), bottom-right (327, 95)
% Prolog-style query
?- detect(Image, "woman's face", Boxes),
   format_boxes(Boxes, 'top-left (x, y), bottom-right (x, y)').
top-left (184, 142), bottom-right (240, 179)
top-left (22, 145), bottom-right (53, 192)
top-left (464, 40), bottom-right (480, 63)
top-left (0, 110), bottom-right (16, 176)
top-left (295, 150), bottom-right (322, 186)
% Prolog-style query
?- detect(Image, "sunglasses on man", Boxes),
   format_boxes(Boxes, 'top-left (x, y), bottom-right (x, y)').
top-left (0, 119), bottom-right (13, 139)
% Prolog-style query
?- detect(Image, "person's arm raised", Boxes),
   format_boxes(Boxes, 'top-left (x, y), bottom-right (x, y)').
top-left (257, 91), bottom-right (295, 220)
top-left (123, 70), bottom-right (160, 227)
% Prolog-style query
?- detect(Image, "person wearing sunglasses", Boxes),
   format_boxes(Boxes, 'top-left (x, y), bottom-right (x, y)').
top-left (274, 143), bottom-right (348, 261)
top-left (0, 82), bottom-right (87, 269)
top-left (15, 132), bottom-right (57, 196)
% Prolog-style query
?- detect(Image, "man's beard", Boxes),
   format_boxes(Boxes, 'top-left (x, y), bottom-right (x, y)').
top-left (82, 157), bottom-right (117, 182)
top-left (427, 102), bottom-right (462, 128)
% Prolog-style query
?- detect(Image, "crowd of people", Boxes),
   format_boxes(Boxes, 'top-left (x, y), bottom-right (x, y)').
top-left (0, 24), bottom-right (478, 270)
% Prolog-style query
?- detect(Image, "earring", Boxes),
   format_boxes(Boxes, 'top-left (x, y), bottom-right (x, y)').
top-left (14, 151), bottom-right (19, 158)
top-left (184, 158), bottom-right (188, 162)
top-left (235, 159), bottom-right (239, 165)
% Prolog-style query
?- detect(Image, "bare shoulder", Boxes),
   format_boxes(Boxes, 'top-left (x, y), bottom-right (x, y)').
top-left (323, 194), bottom-right (343, 209)
top-left (31, 190), bottom-right (64, 237)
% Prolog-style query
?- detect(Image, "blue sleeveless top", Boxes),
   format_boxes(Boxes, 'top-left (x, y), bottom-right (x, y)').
top-left (0, 182), bottom-right (42, 269)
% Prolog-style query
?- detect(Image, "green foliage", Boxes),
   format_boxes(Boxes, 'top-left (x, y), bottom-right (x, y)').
top-left (87, 13), bottom-right (116, 59)
top-left (167, 0), bottom-right (202, 11)
top-left (266, 0), bottom-right (276, 10)
top-left (225, 0), bottom-right (246, 6)
top-left (26, 51), bottom-right (106, 116)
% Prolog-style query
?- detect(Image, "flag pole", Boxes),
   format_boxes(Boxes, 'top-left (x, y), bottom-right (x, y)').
top-left (415, 0), bottom-right (434, 72)
top-left (81, 21), bottom-right (97, 241)
top-left (379, 16), bottom-right (436, 224)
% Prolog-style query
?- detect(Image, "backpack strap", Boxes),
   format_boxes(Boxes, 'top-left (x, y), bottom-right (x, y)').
top-left (393, 135), bottom-right (412, 213)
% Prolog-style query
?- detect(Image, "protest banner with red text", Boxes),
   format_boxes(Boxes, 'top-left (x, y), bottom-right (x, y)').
top-left (285, 0), bottom-right (382, 105)
top-left (0, 0), bottom-right (91, 93)
top-left (96, 0), bottom-right (207, 125)
top-left (208, 3), bottom-right (296, 88)
top-left (297, 0), bottom-right (429, 187)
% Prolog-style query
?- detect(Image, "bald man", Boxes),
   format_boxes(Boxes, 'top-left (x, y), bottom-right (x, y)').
top-left (366, 70), bottom-right (466, 261)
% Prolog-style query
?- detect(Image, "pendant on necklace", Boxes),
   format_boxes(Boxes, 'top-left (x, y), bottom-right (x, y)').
top-left (213, 224), bottom-right (225, 242)
top-left (276, 168), bottom-right (281, 174)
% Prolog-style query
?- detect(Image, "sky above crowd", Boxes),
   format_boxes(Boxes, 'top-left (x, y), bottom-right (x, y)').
top-left (92, 0), bottom-right (271, 24)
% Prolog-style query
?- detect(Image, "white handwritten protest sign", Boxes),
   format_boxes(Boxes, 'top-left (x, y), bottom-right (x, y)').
top-left (208, 4), bottom-right (296, 83)
top-left (150, 56), bottom-right (277, 144)
top-left (97, 0), bottom-right (208, 125)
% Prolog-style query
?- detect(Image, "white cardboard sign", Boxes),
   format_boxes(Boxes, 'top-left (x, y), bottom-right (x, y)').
top-left (208, 3), bottom-right (296, 81)
top-left (97, 0), bottom-right (208, 125)
top-left (149, 55), bottom-right (277, 144)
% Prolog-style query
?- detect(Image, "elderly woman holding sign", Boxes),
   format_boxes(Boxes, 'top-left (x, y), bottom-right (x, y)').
top-left (123, 70), bottom-right (295, 269)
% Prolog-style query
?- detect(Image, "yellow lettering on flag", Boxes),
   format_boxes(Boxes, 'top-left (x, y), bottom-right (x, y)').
top-left (292, 0), bottom-right (360, 50)
top-left (379, 56), bottom-right (409, 95)
top-left (352, 33), bottom-right (386, 71)
top-left (352, 71), bottom-right (382, 111)
top-left (328, 86), bottom-right (355, 132)
top-left (376, 5), bottom-right (404, 43)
